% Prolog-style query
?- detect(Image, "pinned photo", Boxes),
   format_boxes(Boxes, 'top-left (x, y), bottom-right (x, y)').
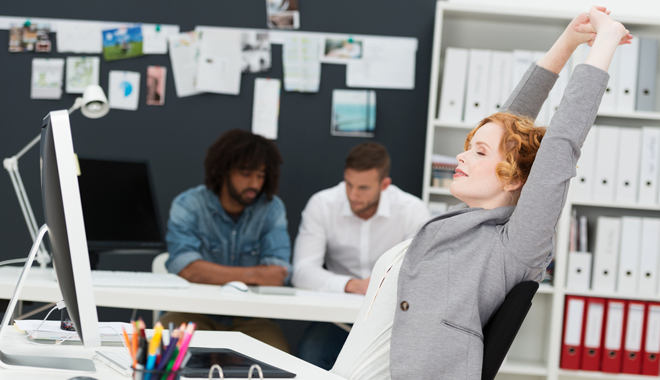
top-left (109, 70), bottom-right (141, 111)
top-left (322, 37), bottom-right (363, 64)
top-left (102, 26), bottom-right (144, 61)
top-left (331, 89), bottom-right (376, 137)
top-left (241, 32), bottom-right (271, 73)
top-left (9, 23), bottom-right (52, 53)
top-left (146, 66), bottom-right (167, 106)
top-left (266, 0), bottom-right (300, 29)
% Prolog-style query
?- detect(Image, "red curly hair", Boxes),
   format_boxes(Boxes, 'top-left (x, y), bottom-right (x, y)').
top-left (464, 113), bottom-right (546, 190)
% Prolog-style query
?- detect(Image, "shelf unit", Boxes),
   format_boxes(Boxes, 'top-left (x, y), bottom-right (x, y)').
top-left (423, 2), bottom-right (660, 380)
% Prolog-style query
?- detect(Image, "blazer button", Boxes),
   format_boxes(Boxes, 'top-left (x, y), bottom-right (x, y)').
top-left (400, 301), bottom-right (409, 311)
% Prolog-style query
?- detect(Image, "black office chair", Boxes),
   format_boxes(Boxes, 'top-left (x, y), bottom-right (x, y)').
top-left (481, 281), bottom-right (539, 380)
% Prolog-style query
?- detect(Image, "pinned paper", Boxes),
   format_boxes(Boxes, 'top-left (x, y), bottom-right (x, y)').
top-left (346, 38), bottom-right (417, 90)
top-left (56, 21), bottom-right (103, 53)
top-left (168, 31), bottom-right (203, 98)
top-left (321, 37), bottom-right (363, 64)
top-left (102, 26), bottom-right (144, 61)
top-left (331, 89), bottom-right (376, 137)
top-left (283, 35), bottom-right (320, 93)
top-left (31, 58), bottom-right (64, 99)
top-left (146, 66), bottom-right (167, 106)
top-left (241, 31), bottom-right (271, 73)
top-left (195, 29), bottom-right (242, 95)
top-left (109, 71), bottom-right (140, 110)
top-left (142, 24), bottom-right (180, 54)
top-left (266, 0), bottom-right (300, 29)
top-left (66, 57), bottom-right (100, 94)
top-left (252, 78), bottom-right (281, 140)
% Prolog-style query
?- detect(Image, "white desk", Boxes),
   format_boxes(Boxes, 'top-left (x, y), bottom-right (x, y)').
top-left (0, 329), bottom-right (345, 379)
top-left (0, 267), bottom-right (363, 323)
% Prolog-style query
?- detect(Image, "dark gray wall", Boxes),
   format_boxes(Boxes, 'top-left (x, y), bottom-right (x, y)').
top-left (0, 1), bottom-right (436, 271)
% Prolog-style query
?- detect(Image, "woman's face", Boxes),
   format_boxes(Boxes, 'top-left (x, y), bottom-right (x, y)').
top-left (450, 122), bottom-right (510, 209)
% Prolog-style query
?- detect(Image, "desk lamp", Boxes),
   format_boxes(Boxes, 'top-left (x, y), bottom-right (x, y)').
top-left (3, 85), bottom-right (109, 269)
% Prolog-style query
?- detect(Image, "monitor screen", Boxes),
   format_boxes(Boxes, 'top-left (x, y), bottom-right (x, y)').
top-left (76, 157), bottom-right (165, 253)
top-left (41, 110), bottom-right (101, 349)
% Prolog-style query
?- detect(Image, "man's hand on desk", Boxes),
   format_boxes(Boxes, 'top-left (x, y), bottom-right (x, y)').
top-left (247, 265), bottom-right (288, 286)
top-left (178, 260), bottom-right (287, 286)
top-left (345, 277), bottom-right (370, 295)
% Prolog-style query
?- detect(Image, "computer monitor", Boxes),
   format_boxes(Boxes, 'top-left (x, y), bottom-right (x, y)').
top-left (76, 156), bottom-right (165, 257)
top-left (0, 110), bottom-right (100, 372)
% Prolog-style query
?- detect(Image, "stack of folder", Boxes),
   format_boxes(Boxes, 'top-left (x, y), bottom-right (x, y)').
top-left (561, 296), bottom-right (660, 376)
top-left (566, 216), bottom-right (660, 296)
top-left (573, 125), bottom-right (660, 205)
top-left (438, 38), bottom-right (658, 125)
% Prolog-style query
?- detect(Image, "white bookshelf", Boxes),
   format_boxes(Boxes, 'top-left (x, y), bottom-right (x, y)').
top-left (424, 2), bottom-right (660, 379)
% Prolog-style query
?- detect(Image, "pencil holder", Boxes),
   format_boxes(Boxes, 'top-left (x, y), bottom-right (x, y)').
top-left (131, 368), bottom-right (181, 380)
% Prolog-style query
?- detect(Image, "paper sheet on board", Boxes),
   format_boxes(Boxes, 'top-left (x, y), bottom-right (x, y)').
top-left (252, 78), bottom-right (281, 140)
top-left (283, 34), bottom-right (321, 93)
top-left (168, 31), bottom-right (203, 98)
top-left (346, 38), bottom-right (417, 90)
top-left (142, 24), bottom-right (180, 54)
top-left (55, 20), bottom-right (103, 53)
top-left (31, 58), bottom-right (64, 99)
top-left (65, 56), bottom-right (100, 94)
top-left (108, 70), bottom-right (141, 110)
top-left (195, 29), bottom-right (242, 95)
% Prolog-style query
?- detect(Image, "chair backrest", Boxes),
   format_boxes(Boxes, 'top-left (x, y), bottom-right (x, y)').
top-left (481, 281), bottom-right (539, 380)
top-left (152, 252), bottom-right (169, 274)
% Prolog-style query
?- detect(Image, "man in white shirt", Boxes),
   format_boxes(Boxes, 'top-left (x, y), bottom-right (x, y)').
top-left (292, 142), bottom-right (430, 369)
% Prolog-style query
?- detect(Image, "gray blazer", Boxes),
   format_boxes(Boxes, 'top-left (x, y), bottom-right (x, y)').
top-left (390, 63), bottom-right (609, 379)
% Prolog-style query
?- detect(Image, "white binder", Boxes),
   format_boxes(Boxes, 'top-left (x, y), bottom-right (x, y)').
top-left (487, 51), bottom-right (512, 115)
top-left (599, 48), bottom-right (620, 113)
top-left (439, 48), bottom-right (469, 122)
top-left (511, 50), bottom-right (533, 90)
top-left (617, 216), bottom-right (642, 294)
top-left (463, 49), bottom-right (492, 124)
top-left (638, 127), bottom-right (660, 205)
top-left (566, 251), bottom-right (593, 290)
top-left (593, 126), bottom-right (620, 202)
top-left (616, 38), bottom-right (640, 113)
top-left (573, 126), bottom-right (598, 201)
top-left (636, 38), bottom-right (658, 112)
top-left (592, 216), bottom-right (622, 292)
top-left (614, 128), bottom-right (642, 204)
top-left (639, 218), bottom-right (660, 296)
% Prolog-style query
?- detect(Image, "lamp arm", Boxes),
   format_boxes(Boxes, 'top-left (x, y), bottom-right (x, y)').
top-left (68, 97), bottom-right (84, 115)
top-left (3, 134), bottom-right (51, 268)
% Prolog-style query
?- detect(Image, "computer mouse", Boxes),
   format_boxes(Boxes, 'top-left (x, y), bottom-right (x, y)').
top-left (222, 281), bottom-right (249, 292)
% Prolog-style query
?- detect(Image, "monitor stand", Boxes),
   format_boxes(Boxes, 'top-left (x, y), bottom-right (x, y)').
top-left (0, 224), bottom-right (95, 373)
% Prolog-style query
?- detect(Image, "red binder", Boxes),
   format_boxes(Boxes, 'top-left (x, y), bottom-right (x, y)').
top-left (622, 301), bottom-right (646, 374)
top-left (642, 302), bottom-right (660, 376)
top-left (561, 296), bottom-right (586, 370)
top-left (602, 299), bottom-right (627, 373)
top-left (580, 297), bottom-right (606, 371)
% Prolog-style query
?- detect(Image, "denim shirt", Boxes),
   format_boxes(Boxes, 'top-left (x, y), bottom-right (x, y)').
top-left (165, 185), bottom-right (292, 281)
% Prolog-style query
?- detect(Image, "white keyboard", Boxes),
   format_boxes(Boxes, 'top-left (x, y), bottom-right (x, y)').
top-left (95, 350), bottom-right (133, 376)
top-left (91, 270), bottom-right (190, 289)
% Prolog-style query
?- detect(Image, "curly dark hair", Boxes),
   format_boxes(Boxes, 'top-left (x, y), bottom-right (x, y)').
top-left (204, 129), bottom-right (283, 201)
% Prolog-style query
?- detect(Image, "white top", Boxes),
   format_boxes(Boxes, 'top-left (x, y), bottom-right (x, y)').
top-left (331, 239), bottom-right (411, 380)
top-left (292, 182), bottom-right (429, 293)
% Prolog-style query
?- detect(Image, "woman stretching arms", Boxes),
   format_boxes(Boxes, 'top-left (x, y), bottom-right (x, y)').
top-left (331, 7), bottom-right (632, 380)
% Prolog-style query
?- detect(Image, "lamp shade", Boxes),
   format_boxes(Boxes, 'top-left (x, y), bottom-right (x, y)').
top-left (79, 85), bottom-right (109, 119)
